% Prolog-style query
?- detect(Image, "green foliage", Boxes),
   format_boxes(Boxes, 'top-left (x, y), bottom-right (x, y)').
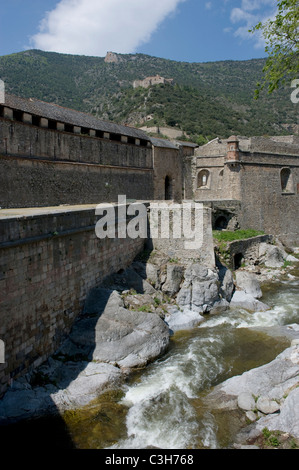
top-left (213, 229), bottom-right (265, 242)
top-left (262, 428), bottom-right (281, 448)
top-left (250, 0), bottom-right (299, 96)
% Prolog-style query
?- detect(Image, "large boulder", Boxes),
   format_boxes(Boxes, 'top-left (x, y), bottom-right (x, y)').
top-left (162, 264), bottom-right (184, 296)
top-left (88, 289), bottom-right (170, 369)
top-left (235, 271), bottom-right (262, 299)
top-left (204, 344), bottom-right (299, 438)
top-left (230, 290), bottom-right (270, 312)
top-left (259, 243), bottom-right (287, 268)
top-left (219, 266), bottom-right (235, 302)
top-left (176, 264), bottom-right (220, 313)
top-left (164, 307), bottom-right (204, 332)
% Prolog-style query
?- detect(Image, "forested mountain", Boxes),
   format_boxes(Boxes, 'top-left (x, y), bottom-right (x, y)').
top-left (0, 49), bottom-right (297, 144)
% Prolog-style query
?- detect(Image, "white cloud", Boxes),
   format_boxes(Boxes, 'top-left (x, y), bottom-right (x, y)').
top-left (229, 0), bottom-right (277, 48)
top-left (30, 0), bottom-right (186, 56)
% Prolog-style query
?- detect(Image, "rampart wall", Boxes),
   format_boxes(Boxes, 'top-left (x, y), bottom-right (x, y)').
top-left (0, 205), bottom-right (146, 397)
top-left (238, 153), bottom-right (299, 246)
top-left (194, 136), bottom-right (299, 246)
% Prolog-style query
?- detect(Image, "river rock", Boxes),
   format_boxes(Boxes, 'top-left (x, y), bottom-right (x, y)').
top-left (235, 271), bottom-right (262, 299)
top-left (162, 264), bottom-right (184, 296)
top-left (256, 396), bottom-right (280, 414)
top-left (0, 361), bottom-right (124, 422)
top-left (230, 290), bottom-right (270, 312)
top-left (219, 266), bottom-right (235, 302)
top-left (90, 290), bottom-right (170, 369)
top-left (164, 307), bottom-right (204, 332)
top-left (259, 243), bottom-right (286, 268)
top-left (204, 344), bottom-right (299, 438)
top-left (132, 261), bottom-right (161, 289)
top-left (177, 264), bottom-right (220, 313)
top-left (237, 392), bottom-right (256, 411)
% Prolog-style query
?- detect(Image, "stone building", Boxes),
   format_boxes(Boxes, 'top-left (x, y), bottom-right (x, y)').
top-left (133, 75), bottom-right (174, 89)
top-left (193, 135), bottom-right (299, 247)
top-left (0, 94), bottom-right (187, 209)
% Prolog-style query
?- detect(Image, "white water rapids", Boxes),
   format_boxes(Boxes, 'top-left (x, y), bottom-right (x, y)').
top-left (108, 271), bottom-right (299, 450)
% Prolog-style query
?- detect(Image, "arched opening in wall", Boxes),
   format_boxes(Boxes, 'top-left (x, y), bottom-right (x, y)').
top-left (165, 176), bottom-right (173, 200)
top-left (280, 168), bottom-right (294, 193)
top-left (197, 170), bottom-right (210, 188)
top-left (234, 253), bottom-right (244, 270)
top-left (215, 216), bottom-right (228, 230)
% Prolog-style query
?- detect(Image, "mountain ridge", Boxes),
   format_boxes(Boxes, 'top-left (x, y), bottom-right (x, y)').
top-left (0, 49), bottom-right (297, 144)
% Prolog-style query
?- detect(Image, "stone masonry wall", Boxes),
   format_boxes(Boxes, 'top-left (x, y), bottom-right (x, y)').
top-left (153, 146), bottom-right (183, 202)
top-left (238, 153), bottom-right (299, 246)
top-left (0, 205), bottom-right (146, 397)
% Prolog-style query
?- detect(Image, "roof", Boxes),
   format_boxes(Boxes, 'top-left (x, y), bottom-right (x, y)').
top-left (175, 140), bottom-right (199, 148)
top-left (150, 137), bottom-right (179, 149)
top-left (3, 94), bottom-right (150, 141)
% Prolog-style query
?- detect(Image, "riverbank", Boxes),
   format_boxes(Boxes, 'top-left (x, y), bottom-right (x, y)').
top-left (0, 239), bottom-right (298, 449)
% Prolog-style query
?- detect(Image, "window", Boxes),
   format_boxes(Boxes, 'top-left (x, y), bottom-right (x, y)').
top-left (165, 176), bottom-right (173, 200)
top-left (197, 170), bottom-right (210, 188)
top-left (280, 168), bottom-right (294, 193)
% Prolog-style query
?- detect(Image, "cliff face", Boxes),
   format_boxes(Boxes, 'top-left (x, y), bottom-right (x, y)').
top-left (104, 51), bottom-right (119, 63)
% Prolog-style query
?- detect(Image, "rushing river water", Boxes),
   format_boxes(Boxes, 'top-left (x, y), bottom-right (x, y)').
top-left (62, 266), bottom-right (299, 450)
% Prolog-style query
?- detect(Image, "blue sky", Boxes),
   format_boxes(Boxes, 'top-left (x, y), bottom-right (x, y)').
top-left (0, 0), bottom-right (278, 63)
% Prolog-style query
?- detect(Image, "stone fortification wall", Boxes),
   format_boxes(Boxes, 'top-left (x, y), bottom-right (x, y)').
top-left (147, 202), bottom-right (215, 268)
top-left (193, 136), bottom-right (299, 246)
top-left (0, 204), bottom-right (146, 397)
top-left (152, 140), bottom-right (183, 202)
top-left (237, 156), bottom-right (299, 246)
top-left (0, 118), bottom-right (153, 208)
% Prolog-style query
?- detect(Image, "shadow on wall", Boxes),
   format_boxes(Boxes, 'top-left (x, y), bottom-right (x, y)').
top-left (0, 250), bottom-right (155, 449)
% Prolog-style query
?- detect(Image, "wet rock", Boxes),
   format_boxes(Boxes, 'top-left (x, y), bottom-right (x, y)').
top-left (205, 343), bottom-right (299, 439)
top-left (245, 411), bottom-right (257, 422)
top-left (162, 264), bottom-right (184, 296)
top-left (164, 307), bottom-right (204, 332)
top-left (219, 266), bottom-right (235, 302)
top-left (230, 290), bottom-right (270, 312)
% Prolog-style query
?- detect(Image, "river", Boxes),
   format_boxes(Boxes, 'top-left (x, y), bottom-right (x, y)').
top-left (62, 265), bottom-right (299, 449)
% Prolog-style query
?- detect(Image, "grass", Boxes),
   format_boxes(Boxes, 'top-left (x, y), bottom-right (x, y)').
top-left (213, 229), bottom-right (265, 243)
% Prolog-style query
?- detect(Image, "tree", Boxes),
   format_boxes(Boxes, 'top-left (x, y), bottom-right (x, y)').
top-left (250, 0), bottom-right (299, 97)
